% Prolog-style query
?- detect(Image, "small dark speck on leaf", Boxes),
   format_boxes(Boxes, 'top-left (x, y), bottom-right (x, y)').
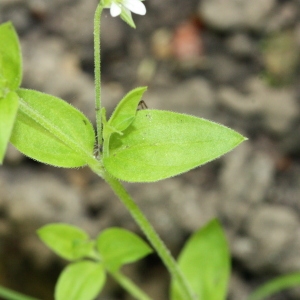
top-left (138, 100), bottom-right (148, 110)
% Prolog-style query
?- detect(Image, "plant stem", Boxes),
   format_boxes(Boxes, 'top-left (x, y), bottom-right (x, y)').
top-left (0, 285), bottom-right (39, 300)
top-left (103, 173), bottom-right (197, 300)
top-left (94, 3), bottom-right (103, 150)
top-left (110, 271), bottom-right (153, 300)
top-left (93, 3), bottom-right (194, 299)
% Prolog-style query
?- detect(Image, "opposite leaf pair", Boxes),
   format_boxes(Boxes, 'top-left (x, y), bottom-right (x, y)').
top-left (38, 220), bottom-right (230, 300)
top-left (1, 22), bottom-right (246, 184)
top-left (38, 225), bottom-right (152, 300)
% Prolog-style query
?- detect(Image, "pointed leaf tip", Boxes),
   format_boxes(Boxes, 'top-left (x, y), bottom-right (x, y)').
top-left (104, 110), bottom-right (246, 182)
top-left (171, 219), bottom-right (230, 300)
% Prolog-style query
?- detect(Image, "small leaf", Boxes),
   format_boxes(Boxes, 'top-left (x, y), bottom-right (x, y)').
top-left (103, 87), bottom-right (147, 158)
top-left (170, 220), bottom-right (230, 300)
top-left (0, 22), bottom-right (22, 90)
top-left (108, 86), bottom-right (147, 132)
top-left (97, 227), bottom-right (152, 272)
top-left (247, 272), bottom-right (300, 300)
top-left (37, 224), bottom-right (93, 261)
top-left (0, 91), bottom-right (19, 163)
top-left (55, 261), bottom-right (106, 300)
top-left (104, 109), bottom-right (246, 182)
top-left (10, 89), bottom-right (95, 167)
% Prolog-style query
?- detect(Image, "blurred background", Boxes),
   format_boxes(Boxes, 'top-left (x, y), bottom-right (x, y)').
top-left (1, 0), bottom-right (300, 299)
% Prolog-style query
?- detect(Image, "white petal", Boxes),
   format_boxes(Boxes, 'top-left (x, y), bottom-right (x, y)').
top-left (110, 2), bottom-right (122, 17)
top-left (123, 0), bottom-right (146, 15)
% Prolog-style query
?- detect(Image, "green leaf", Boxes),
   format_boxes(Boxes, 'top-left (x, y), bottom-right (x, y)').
top-left (104, 109), bottom-right (246, 182)
top-left (37, 224), bottom-right (94, 261)
top-left (171, 220), bottom-right (230, 300)
top-left (247, 272), bottom-right (300, 300)
top-left (102, 87), bottom-right (147, 158)
top-left (0, 285), bottom-right (39, 300)
top-left (10, 89), bottom-right (96, 168)
top-left (55, 261), bottom-right (106, 300)
top-left (97, 227), bottom-right (152, 272)
top-left (108, 87), bottom-right (147, 133)
top-left (0, 91), bottom-right (19, 163)
top-left (0, 22), bottom-right (22, 91)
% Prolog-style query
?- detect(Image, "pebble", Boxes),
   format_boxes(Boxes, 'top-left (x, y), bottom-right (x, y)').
top-left (225, 33), bottom-right (258, 58)
top-left (199, 0), bottom-right (276, 31)
top-left (243, 205), bottom-right (299, 272)
top-left (218, 143), bottom-right (275, 228)
top-left (218, 77), bottom-right (299, 135)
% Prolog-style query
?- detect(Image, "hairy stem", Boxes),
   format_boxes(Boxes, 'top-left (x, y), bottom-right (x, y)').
top-left (103, 173), bottom-right (197, 300)
top-left (93, 3), bottom-right (195, 299)
top-left (94, 3), bottom-right (103, 150)
top-left (110, 271), bottom-right (153, 300)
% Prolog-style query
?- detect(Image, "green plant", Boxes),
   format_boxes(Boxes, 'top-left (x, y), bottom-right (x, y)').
top-left (247, 272), bottom-right (300, 300)
top-left (0, 1), bottom-right (252, 299)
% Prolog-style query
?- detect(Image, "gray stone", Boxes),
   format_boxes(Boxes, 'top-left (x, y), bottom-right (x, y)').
top-left (229, 271), bottom-right (252, 300)
top-left (21, 34), bottom-right (99, 122)
top-left (144, 78), bottom-right (216, 118)
top-left (146, 0), bottom-right (199, 27)
top-left (219, 143), bottom-right (275, 228)
top-left (218, 78), bottom-right (299, 135)
top-left (217, 85), bottom-right (260, 117)
top-left (225, 33), bottom-right (257, 58)
top-left (266, 2), bottom-right (299, 32)
top-left (279, 123), bottom-right (300, 155)
top-left (208, 54), bottom-right (250, 84)
top-left (45, 0), bottom-right (96, 45)
top-left (0, 167), bottom-right (84, 268)
top-left (199, 0), bottom-right (276, 31)
top-left (0, 3), bottom-right (31, 33)
top-left (247, 78), bottom-right (299, 135)
top-left (243, 205), bottom-right (299, 272)
top-left (0, 0), bottom-right (22, 5)
top-left (277, 230), bottom-right (300, 273)
top-left (0, 168), bottom-right (83, 225)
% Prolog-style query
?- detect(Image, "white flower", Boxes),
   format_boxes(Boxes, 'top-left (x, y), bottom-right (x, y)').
top-left (110, 0), bottom-right (146, 17)
top-left (101, 0), bottom-right (146, 28)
